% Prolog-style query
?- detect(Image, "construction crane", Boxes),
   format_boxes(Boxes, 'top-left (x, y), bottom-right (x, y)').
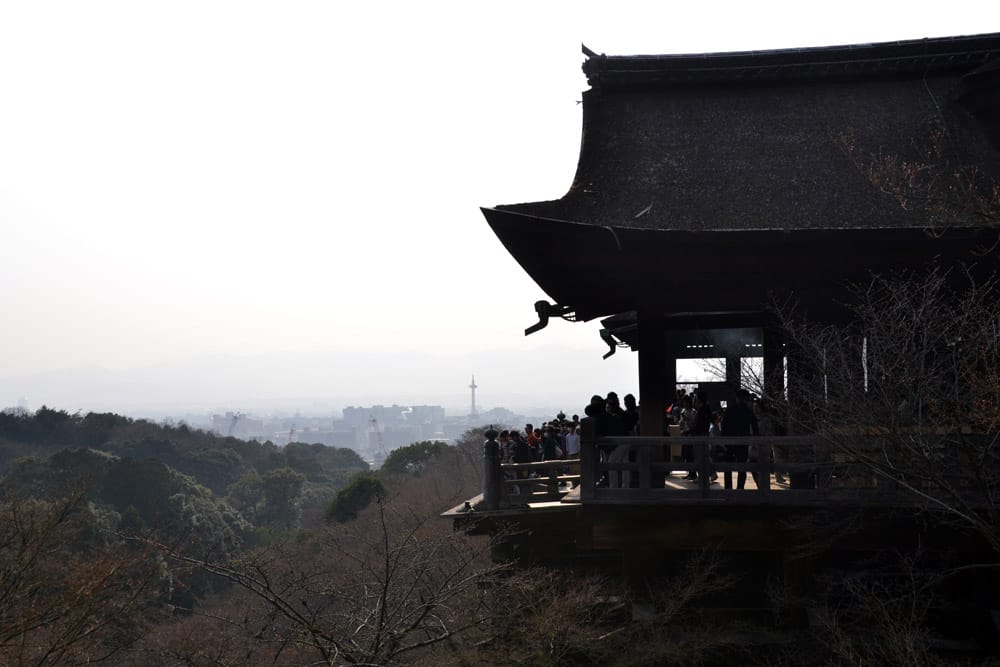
top-left (226, 412), bottom-right (242, 437)
top-left (370, 417), bottom-right (386, 459)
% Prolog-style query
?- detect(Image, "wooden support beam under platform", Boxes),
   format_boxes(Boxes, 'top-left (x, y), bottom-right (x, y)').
top-left (445, 430), bottom-right (1000, 626)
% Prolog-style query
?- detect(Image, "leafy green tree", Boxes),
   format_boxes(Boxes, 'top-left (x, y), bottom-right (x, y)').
top-left (380, 440), bottom-right (451, 477)
top-left (261, 467), bottom-right (306, 531)
top-left (325, 472), bottom-right (385, 523)
top-left (119, 504), bottom-right (146, 534)
top-left (184, 447), bottom-right (245, 494)
top-left (227, 470), bottom-right (264, 524)
top-left (79, 411), bottom-right (131, 446)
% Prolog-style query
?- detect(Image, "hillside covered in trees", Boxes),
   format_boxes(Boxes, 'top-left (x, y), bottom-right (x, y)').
top-left (7, 405), bottom-right (997, 665)
top-left (0, 407), bottom-right (371, 540)
top-left (0, 407), bottom-right (498, 665)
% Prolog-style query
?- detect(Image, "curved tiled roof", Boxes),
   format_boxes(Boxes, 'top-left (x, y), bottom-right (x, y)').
top-left (496, 33), bottom-right (1000, 233)
top-left (581, 34), bottom-right (1000, 87)
top-left (483, 34), bottom-right (1000, 321)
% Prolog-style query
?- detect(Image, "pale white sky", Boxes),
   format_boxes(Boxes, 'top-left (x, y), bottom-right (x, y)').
top-left (1, 1), bottom-right (996, 415)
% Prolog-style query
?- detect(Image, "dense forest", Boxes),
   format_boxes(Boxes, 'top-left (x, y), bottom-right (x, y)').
top-left (0, 407), bottom-right (492, 665)
top-left (2, 408), bottom-right (791, 666)
top-left (4, 405), bottom-right (999, 666)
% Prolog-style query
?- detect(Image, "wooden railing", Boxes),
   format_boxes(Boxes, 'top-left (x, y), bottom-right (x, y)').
top-left (579, 434), bottom-right (835, 504)
top-left (478, 425), bottom-right (980, 509)
top-left (499, 459), bottom-right (580, 505)
top-left (480, 427), bottom-right (582, 509)
top-left (480, 432), bottom-right (838, 507)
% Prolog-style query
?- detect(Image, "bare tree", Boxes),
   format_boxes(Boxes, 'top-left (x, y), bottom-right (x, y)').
top-left (150, 497), bottom-right (502, 666)
top-left (139, 437), bottom-right (501, 667)
top-left (811, 558), bottom-right (938, 667)
top-left (777, 268), bottom-right (1000, 553)
top-left (840, 126), bottom-right (1000, 233)
top-left (0, 492), bottom-right (159, 666)
top-left (479, 549), bottom-right (752, 667)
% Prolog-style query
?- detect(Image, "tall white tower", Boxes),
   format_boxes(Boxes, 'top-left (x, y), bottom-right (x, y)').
top-left (469, 375), bottom-right (478, 417)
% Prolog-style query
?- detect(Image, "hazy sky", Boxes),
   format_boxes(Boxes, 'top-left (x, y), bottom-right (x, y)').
top-left (1, 1), bottom-right (997, 415)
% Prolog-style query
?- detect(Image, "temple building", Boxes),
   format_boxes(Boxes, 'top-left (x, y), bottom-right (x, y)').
top-left (482, 33), bottom-right (1000, 433)
top-left (450, 34), bottom-right (1000, 638)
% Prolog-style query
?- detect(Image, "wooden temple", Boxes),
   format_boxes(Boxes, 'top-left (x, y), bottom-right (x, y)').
top-left (483, 32), bottom-right (1000, 432)
top-left (450, 33), bottom-right (1000, 632)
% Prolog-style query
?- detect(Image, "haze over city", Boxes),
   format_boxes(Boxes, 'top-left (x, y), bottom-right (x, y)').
top-left (2, 1), bottom-right (996, 420)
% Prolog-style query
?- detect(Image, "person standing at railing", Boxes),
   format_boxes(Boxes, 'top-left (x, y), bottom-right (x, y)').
top-left (707, 412), bottom-right (722, 483)
top-left (667, 388), bottom-right (687, 425)
top-left (679, 395), bottom-right (699, 481)
top-left (721, 389), bottom-right (759, 490)
top-left (540, 426), bottom-right (563, 461)
top-left (529, 428), bottom-right (544, 461)
top-left (511, 432), bottom-right (533, 466)
top-left (620, 393), bottom-right (640, 487)
top-left (603, 392), bottom-right (632, 487)
top-left (563, 422), bottom-right (581, 458)
top-left (582, 400), bottom-right (602, 487)
top-left (622, 394), bottom-right (640, 436)
top-left (754, 399), bottom-right (786, 484)
top-left (688, 392), bottom-right (713, 483)
top-left (498, 430), bottom-right (518, 491)
top-left (509, 431), bottom-right (534, 494)
top-left (694, 393), bottom-right (711, 435)
top-left (498, 430), bottom-right (513, 462)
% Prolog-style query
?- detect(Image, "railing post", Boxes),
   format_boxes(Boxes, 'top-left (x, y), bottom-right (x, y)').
top-left (638, 443), bottom-right (652, 491)
top-left (483, 425), bottom-right (503, 510)
top-left (547, 468), bottom-right (559, 499)
top-left (698, 438), bottom-right (711, 498)
top-left (789, 437), bottom-right (816, 489)
top-left (757, 437), bottom-right (771, 498)
top-left (580, 417), bottom-right (596, 501)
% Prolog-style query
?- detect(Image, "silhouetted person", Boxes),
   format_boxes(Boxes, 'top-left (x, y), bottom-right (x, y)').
top-left (694, 392), bottom-right (711, 435)
top-left (679, 395), bottom-right (698, 480)
top-left (622, 393), bottom-right (639, 435)
top-left (721, 389), bottom-right (758, 490)
top-left (603, 392), bottom-right (627, 436)
top-left (540, 427), bottom-right (562, 460)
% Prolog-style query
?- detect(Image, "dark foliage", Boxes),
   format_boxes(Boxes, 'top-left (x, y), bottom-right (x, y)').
top-left (325, 471), bottom-right (386, 523)
top-left (379, 439), bottom-right (452, 476)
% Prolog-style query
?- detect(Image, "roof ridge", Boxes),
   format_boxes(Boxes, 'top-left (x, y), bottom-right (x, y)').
top-left (583, 33), bottom-right (1000, 85)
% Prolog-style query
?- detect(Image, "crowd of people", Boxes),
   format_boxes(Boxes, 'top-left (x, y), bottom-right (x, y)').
top-left (494, 392), bottom-right (640, 465)
top-left (496, 387), bottom-right (785, 490)
top-left (496, 414), bottom-right (584, 465)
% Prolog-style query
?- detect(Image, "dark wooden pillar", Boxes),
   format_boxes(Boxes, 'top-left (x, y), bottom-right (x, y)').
top-left (726, 353), bottom-right (741, 390)
top-left (637, 310), bottom-right (666, 437)
top-left (665, 353), bottom-right (677, 408)
top-left (763, 325), bottom-right (785, 401)
top-left (579, 416), bottom-right (597, 501)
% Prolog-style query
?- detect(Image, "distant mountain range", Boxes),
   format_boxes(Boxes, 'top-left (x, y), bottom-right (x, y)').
top-left (0, 344), bottom-right (638, 418)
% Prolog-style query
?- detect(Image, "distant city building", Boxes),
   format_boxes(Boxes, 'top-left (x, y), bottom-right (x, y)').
top-left (201, 402), bottom-right (545, 458)
top-left (343, 404), bottom-right (409, 428)
top-left (342, 403), bottom-right (450, 459)
top-left (405, 404), bottom-right (446, 425)
top-left (292, 427), bottom-right (358, 448)
top-left (475, 406), bottom-right (517, 426)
